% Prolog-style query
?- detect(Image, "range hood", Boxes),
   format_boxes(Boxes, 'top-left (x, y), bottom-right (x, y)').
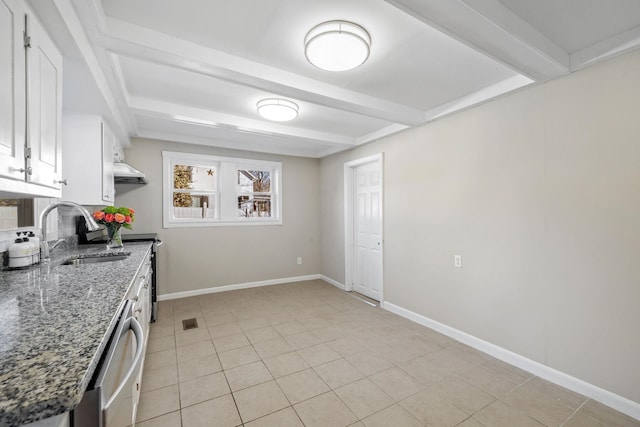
top-left (113, 162), bottom-right (147, 184)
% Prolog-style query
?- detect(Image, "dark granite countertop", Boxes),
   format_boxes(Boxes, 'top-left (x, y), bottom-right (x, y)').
top-left (0, 242), bottom-right (152, 426)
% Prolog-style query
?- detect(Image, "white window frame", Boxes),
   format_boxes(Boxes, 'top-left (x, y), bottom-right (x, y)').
top-left (163, 151), bottom-right (282, 228)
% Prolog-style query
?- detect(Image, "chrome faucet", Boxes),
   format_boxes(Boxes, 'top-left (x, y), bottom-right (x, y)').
top-left (39, 201), bottom-right (101, 260)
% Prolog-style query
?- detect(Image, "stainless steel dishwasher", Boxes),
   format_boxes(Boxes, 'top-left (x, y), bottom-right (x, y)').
top-left (72, 300), bottom-right (145, 427)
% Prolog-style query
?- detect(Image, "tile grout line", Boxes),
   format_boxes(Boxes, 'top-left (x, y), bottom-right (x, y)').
top-left (267, 355), bottom-right (305, 425)
top-left (558, 398), bottom-right (590, 427)
top-left (172, 305), bottom-right (186, 427)
top-left (220, 357), bottom-right (244, 426)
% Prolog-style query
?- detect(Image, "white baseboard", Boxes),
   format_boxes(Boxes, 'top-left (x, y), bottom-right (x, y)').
top-left (319, 275), bottom-right (346, 290)
top-left (383, 302), bottom-right (640, 421)
top-left (158, 274), bottom-right (322, 301)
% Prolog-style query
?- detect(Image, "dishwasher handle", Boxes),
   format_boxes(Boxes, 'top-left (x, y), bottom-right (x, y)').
top-left (104, 316), bottom-right (144, 410)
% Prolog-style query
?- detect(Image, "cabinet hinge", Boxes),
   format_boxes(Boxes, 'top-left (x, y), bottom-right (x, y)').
top-left (24, 147), bottom-right (31, 159)
top-left (23, 14), bottom-right (31, 48)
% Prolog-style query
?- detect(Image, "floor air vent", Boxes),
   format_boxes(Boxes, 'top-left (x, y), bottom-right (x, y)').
top-left (182, 318), bottom-right (198, 330)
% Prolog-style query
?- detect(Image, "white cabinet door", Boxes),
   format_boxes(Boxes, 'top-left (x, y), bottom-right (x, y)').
top-left (0, 0), bottom-right (26, 182)
top-left (62, 114), bottom-right (116, 205)
top-left (26, 12), bottom-right (62, 190)
top-left (102, 122), bottom-right (115, 203)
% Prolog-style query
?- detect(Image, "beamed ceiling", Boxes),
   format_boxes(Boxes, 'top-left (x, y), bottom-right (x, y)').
top-left (29, 0), bottom-right (640, 157)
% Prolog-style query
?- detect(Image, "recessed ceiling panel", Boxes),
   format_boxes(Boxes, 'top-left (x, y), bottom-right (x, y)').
top-left (339, 26), bottom-right (519, 111)
top-left (498, 0), bottom-right (640, 53)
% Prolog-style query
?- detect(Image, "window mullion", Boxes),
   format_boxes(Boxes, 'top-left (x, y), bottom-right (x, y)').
top-left (219, 161), bottom-right (237, 222)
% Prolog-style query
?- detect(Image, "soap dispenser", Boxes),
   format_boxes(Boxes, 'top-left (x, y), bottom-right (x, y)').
top-left (9, 236), bottom-right (32, 268)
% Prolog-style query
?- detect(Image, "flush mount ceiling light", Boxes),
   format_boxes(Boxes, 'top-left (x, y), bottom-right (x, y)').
top-left (304, 20), bottom-right (371, 72)
top-left (256, 98), bottom-right (299, 121)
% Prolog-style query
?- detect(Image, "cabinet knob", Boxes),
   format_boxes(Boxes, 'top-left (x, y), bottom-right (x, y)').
top-left (55, 179), bottom-right (68, 185)
top-left (19, 167), bottom-right (33, 175)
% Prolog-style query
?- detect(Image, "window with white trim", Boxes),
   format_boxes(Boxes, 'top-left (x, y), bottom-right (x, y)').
top-left (163, 151), bottom-right (282, 227)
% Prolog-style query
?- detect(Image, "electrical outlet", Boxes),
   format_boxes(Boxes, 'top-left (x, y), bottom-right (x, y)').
top-left (297, 257), bottom-right (302, 265)
top-left (454, 255), bottom-right (462, 268)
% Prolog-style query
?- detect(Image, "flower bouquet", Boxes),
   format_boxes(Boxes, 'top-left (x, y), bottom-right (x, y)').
top-left (92, 206), bottom-right (135, 249)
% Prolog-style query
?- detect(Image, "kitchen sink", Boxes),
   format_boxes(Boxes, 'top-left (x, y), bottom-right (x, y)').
top-left (61, 252), bottom-right (131, 266)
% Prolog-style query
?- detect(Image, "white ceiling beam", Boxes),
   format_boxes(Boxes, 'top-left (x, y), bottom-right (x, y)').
top-left (315, 146), bottom-right (358, 159)
top-left (356, 124), bottom-right (410, 145)
top-left (135, 130), bottom-right (327, 158)
top-left (51, 0), bottom-right (132, 140)
top-left (570, 25), bottom-right (640, 71)
top-left (128, 97), bottom-right (357, 149)
top-left (96, 17), bottom-right (425, 126)
top-left (384, 0), bottom-right (570, 81)
top-left (424, 74), bottom-right (533, 122)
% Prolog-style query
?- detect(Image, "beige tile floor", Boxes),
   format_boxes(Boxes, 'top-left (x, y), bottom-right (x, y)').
top-left (134, 280), bottom-right (639, 427)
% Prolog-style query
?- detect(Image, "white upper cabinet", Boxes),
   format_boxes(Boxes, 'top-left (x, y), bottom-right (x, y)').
top-left (0, 0), bottom-right (62, 197)
top-left (26, 12), bottom-right (63, 190)
top-left (62, 114), bottom-right (116, 206)
top-left (0, 0), bottom-right (27, 182)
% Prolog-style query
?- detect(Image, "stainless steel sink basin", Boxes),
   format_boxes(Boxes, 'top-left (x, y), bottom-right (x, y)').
top-left (61, 253), bottom-right (131, 266)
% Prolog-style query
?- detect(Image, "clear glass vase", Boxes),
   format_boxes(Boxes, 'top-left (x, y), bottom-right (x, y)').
top-left (107, 226), bottom-right (124, 249)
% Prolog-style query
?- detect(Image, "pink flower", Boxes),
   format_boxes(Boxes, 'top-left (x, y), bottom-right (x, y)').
top-left (114, 213), bottom-right (126, 223)
top-left (129, 208), bottom-right (135, 214)
top-left (104, 213), bottom-right (115, 223)
top-left (93, 211), bottom-right (105, 221)
top-left (125, 215), bottom-right (132, 223)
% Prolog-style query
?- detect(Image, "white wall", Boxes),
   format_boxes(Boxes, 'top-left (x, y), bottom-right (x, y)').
top-left (320, 50), bottom-right (640, 404)
top-left (115, 138), bottom-right (321, 296)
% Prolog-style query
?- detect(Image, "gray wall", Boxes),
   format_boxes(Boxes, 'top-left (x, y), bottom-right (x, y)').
top-left (115, 139), bottom-right (320, 295)
top-left (320, 50), bottom-right (640, 403)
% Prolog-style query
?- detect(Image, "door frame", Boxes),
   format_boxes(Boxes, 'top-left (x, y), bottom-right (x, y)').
top-left (344, 153), bottom-right (384, 303)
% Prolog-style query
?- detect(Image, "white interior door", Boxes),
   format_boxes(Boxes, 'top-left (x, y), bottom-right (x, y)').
top-left (352, 160), bottom-right (382, 301)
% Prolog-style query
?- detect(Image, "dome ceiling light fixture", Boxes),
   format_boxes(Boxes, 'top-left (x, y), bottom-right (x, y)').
top-left (256, 98), bottom-right (299, 122)
top-left (304, 20), bottom-right (371, 72)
